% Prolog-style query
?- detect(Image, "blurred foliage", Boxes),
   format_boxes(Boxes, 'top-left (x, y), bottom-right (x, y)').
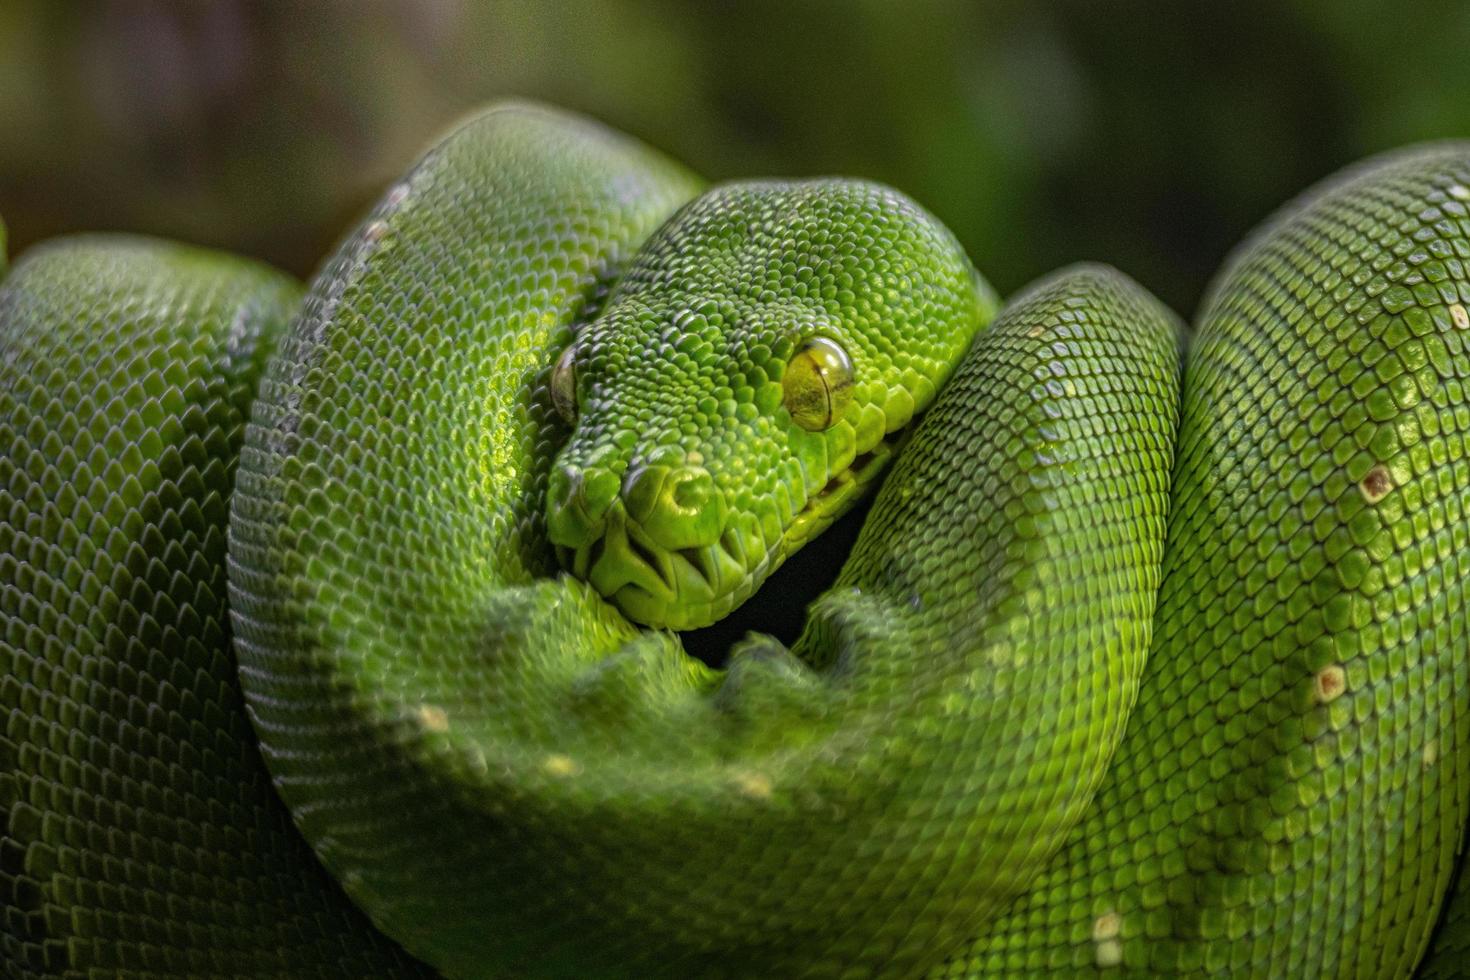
top-left (1, 0), bottom-right (1468, 315)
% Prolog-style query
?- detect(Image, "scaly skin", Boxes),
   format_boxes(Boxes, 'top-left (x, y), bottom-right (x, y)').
top-left (0, 239), bottom-right (428, 976)
top-left (224, 103), bottom-right (1180, 977)
top-left (1422, 858), bottom-right (1470, 978)
top-left (545, 178), bottom-right (1001, 628)
top-left (1, 102), bottom-right (1468, 978)
top-left (941, 144), bottom-right (1470, 978)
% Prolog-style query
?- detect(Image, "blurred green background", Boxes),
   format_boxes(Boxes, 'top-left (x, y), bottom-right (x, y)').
top-left (1, 0), bottom-right (1466, 315)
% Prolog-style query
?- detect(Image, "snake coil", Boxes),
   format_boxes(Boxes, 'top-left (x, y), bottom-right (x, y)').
top-left (2, 102), bottom-right (1469, 978)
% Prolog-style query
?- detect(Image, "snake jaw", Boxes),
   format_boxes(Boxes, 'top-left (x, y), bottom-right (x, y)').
top-left (555, 431), bottom-right (903, 630)
top-left (571, 502), bottom-right (757, 629)
top-left (590, 509), bottom-right (686, 607)
top-left (783, 432), bottom-right (900, 552)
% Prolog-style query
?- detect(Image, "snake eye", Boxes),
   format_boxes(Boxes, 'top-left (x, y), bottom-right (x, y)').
top-left (782, 337), bottom-right (854, 431)
top-left (551, 345), bottom-right (578, 425)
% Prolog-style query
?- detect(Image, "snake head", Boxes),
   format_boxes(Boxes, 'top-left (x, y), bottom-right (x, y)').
top-left (545, 179), bottom-right (992, 630)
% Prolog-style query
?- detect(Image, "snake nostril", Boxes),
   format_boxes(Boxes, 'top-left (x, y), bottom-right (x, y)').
top-left (547, 463), bottom-right (622, 549)
top-left (670, 470), bottom-right (710, 511)
top-left (580, 466), bottom-right (621, 522)
top-left (625, 464), bottom-right (725, 550)
top-left (549, 466), bottom-right (580, 510)
top-left (545, 465), bottom-right (586, 548)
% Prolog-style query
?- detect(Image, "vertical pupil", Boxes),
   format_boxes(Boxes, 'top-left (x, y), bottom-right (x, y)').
top-left (783, 338), bottom-right (852, 431)
top-left (792, 354), bottom-right (831, 427)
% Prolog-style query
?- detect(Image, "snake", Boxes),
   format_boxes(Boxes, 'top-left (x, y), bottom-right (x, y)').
top-left (2, 100), bottom-right (1469, 978)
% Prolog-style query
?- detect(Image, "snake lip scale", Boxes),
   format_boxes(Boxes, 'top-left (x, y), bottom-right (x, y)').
top-left (2, 101), bottom-right (1469, 978)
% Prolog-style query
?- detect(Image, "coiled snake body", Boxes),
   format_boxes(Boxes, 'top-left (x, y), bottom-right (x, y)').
top-left (2, 103), bottom-right (1468, 977)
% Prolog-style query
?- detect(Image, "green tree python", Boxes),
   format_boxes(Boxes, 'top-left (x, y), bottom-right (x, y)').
top-left (2, 102), bottom-right (1468, 978)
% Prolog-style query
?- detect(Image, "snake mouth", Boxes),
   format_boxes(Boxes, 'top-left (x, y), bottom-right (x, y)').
top-left (556, 433), bottom-right (901, 631)
top-left (558, 509), bottom-right (756, 630)
top-left (782, 434), bottom-right (900, 553)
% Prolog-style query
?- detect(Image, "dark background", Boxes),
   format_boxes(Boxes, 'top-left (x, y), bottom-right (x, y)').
top-left (2, 0), bottom-right (1466, 318)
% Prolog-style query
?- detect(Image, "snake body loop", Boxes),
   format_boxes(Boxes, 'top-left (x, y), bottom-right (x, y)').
top-left (0, 240), bottom-right (426, 977)
top-left (2, 103), bottom-right (1469, 978)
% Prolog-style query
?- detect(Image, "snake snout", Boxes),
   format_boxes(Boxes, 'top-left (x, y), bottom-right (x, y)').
top-left (547, 454), bottom-right (754, 629)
